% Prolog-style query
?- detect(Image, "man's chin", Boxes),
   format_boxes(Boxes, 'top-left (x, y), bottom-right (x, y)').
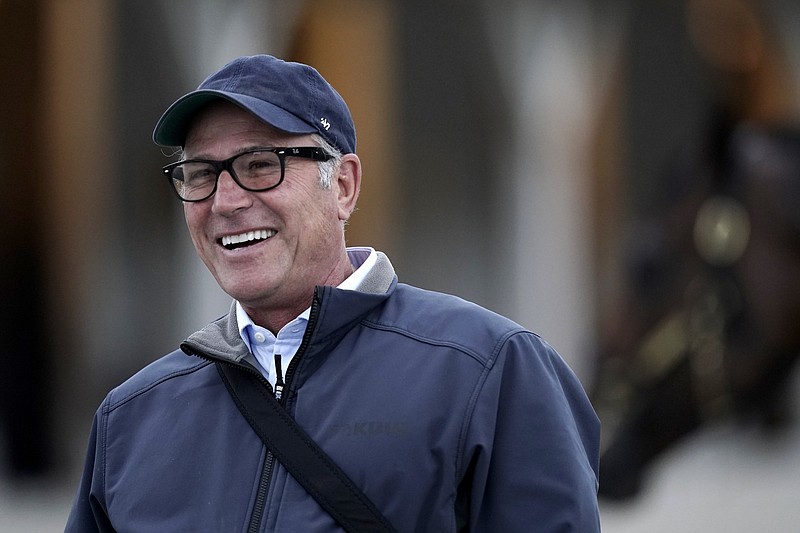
top-left (216, 275), bottom-right (277, 303)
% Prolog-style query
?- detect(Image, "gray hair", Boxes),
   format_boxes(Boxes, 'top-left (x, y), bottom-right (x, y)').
top-left (311, 134), bottom-right (343, 189)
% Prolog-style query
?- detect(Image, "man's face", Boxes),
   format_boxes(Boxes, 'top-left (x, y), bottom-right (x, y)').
top-left (182, 101), bottom-right (354, 324)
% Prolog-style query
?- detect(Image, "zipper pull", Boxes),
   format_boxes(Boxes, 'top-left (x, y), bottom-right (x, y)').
top-left (274, 353), bottom-right (285, 400)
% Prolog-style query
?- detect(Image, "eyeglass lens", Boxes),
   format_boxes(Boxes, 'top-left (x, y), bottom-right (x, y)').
top-left (171, 150), bottom-right (283, 201)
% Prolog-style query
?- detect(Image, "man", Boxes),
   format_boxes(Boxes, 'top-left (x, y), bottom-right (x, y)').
top-left (66, 55), bottom-right (600, 532)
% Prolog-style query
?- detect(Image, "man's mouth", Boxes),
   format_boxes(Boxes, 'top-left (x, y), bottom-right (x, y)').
top-left (220, 229), bottom-right (276, 250)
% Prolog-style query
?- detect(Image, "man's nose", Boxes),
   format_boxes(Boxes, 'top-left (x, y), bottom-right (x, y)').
top-left (211, 170), bottom-right (252, 214)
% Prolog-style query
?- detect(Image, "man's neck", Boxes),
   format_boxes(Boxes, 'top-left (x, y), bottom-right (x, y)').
top-left (243, 257), bottom-right (355, 334)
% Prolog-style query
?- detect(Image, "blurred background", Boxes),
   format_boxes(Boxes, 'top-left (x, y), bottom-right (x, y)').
top-left (2, 0), bottom-right (800, 531)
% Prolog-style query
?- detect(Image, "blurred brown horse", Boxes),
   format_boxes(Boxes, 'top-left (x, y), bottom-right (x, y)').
top-left (592, 121), bottom-right (800, 500)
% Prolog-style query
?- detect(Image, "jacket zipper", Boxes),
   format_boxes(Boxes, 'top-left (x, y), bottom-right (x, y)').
top-left (181, 288), bottom-right (323, 532)
top-left (249, 452), bottom-right (274, 533)
top-left (248, 290), bottom-right (321, 530)
top-left (274, 354), bottom-right (285, 401)
top-left (280, 287), bottom-right (321, 397)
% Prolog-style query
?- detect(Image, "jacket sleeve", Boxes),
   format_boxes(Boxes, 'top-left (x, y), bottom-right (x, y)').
top-left (65, 405), bottom-right (116, 533)
top-left (461, 331), bottom-right (601, 532)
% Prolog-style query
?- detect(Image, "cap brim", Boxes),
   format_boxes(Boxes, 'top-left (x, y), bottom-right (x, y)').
top-left (152, 89), bottom-right (317, 147)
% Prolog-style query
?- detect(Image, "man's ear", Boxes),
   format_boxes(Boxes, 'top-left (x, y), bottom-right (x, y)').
top-left (336, 153), bottom-right (362, 221)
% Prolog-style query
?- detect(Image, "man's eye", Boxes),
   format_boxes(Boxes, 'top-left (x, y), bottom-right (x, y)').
top-left (184, 167), bottom-right (216, 184)
top-left (250, 159), bottom-right (276, 169)
top-left (247, 156), bottom-right (279, 171)
top-left (236, 151), bottom-right (280, 173)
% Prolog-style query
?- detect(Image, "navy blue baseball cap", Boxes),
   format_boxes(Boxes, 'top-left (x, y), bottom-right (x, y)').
top-left (153, 55), bottom-right (356, 154)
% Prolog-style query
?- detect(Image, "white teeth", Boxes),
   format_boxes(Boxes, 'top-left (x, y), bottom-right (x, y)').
top-left (221, 229), bottom-right (275, 248)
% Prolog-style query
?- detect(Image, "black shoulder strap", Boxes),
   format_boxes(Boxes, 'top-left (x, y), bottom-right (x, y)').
top-left (216, 362), bottom-right (398, 533)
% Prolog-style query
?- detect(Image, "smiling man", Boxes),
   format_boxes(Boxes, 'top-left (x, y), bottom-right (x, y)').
top-left (178, 101), bottom-right (359, 332)
top-left (66, 55), bottom-right (601, 532)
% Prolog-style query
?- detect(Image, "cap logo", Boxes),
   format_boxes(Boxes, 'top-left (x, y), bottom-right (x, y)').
top-left (320, 117), bottom-right (331, 131)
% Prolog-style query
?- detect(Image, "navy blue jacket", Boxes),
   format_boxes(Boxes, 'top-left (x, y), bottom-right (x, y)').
top-left (66, 253), bottom-right (600, 532)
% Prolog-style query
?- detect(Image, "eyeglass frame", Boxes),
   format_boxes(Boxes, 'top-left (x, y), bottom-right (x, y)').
top-left (162, 146), bottom-right (333, 202)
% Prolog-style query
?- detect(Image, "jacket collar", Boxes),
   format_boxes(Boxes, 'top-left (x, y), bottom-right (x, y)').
top-left (181, 251), bottom-right (397, 365)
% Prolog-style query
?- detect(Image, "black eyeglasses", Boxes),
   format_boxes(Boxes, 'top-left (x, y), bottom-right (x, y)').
top-left (163, 147), bottom-right (333, 202)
